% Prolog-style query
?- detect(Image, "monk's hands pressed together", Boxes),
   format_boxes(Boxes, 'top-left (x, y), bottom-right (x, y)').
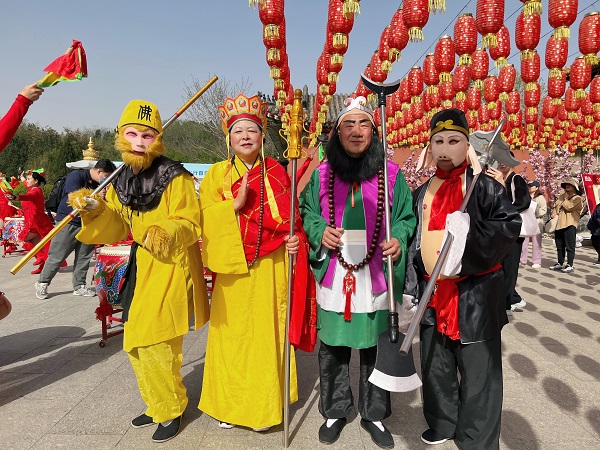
top-left (233, 172), bottom-right (249, 212)
top-left (380, 237), bottom-right (401, 261)
top-left (322, 226), bottom-right (344, 250)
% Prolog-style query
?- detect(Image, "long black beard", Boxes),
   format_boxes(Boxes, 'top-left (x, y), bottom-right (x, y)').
top-left (325, 131), bottom-right (385, 182)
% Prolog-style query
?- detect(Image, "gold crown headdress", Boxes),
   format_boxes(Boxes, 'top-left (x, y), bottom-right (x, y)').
top-left (218, 94), bottom-right (268, 136)
top-left (218, 94), bottom-right (282, 223)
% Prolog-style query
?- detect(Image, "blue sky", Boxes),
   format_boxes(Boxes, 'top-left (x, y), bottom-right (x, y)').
top-left (0, 1), bottom-right (593, 131)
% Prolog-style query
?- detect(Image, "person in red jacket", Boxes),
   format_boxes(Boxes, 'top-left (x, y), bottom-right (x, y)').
top-left (0, 84), bottom-right (44, 153)
top-left (7, 170), bottom-right (54, 273)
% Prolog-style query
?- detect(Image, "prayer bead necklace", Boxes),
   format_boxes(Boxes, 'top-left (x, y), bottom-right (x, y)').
top-left (247, 156), bottom-right (265, 268)
top-left (328, 168), bottom-right (385, 271)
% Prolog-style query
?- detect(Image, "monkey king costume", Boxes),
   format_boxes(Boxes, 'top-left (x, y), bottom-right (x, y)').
top-left (198, 94), bottom-right (315, 430)
top-left (71, 100), bottom-right (209, 443)
top-left (405, 109), bottom-right (520, 449)
top-left (298, 97), bottom-right (415, 445)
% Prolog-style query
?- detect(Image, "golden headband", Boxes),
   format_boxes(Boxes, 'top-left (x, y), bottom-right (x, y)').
top-left (430, 119), bottom-right (469, 138)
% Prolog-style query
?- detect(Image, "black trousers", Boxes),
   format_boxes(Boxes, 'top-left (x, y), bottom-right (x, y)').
top-left (318, 341), bottom-right (391, 421)
top-left (503, 237), bottom-right (524, 309)
top-left (420, 325), bottom-right (503, 450)
top-left (555, 225), bottom-right (577, 266)
top-left (592, 235), bottom-right (600, 261)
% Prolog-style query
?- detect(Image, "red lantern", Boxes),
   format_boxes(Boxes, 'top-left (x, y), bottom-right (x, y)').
top-left (590, 76), bottom-right (600, 111)
top-left (524, 82), bottom-right (540, 108)
top-left (547, 58), bottom-right (567, 105)
top-left (548, 0), bottom-right (578, 39)
top-left (515, 10), bottom-right (541, 61)
top-left (499, 64), bottom-right (516, 100)
top-left (484, 75), bottom-right (500, 112)
top-left (564, 87), bottom-right (581, 119)
top-left (570, 56), bottom-right (592, 99)
top-left (439, 79), bottom-right (455, 109)
top-left (521, 49), bottom-right (540, 89)
top-left (453, 65), bottom-right (471, 100)
top-left (455, 98), bottom-right (468, 113)
top-left (367, 53), bottom-right (387, 83)
top-left (542, 96), bottom-right (558, 118)
top-left (434, 36), bottom-right (455, 82)
top-left (545, 36), bottom-right (569, 79)
top-left (471, 48), bottom-right (489, 88)
top-left (325, 30), bottom-right (348, 56)
top-left (378, 27), bottom-right (394, 72)
top-left (388, 8), bottom-right (410, 60)
top-left (476, 0), bottom-right (506, 49)
top-left (402, 0), bottom-right (429, 42)
top-left (489, 25), bottom-right (511, 68)
top-left (328, 0), bottom-right (354, 35)
top-left (478, 103), bottom-right (491, 128)
top-left (489, 100), bottom-right (502, 122)
top-left (506, 90), bottom-right (521, 115)
top-left (408, 66), bottom-right (424, 102)
top-left (454, 13), bottom-right (478, 65)
top-left (259, 0), bottom-right (284, 27)
top-left (423, 53), bottom-right (440, 93)
top-left (467, 87), bottom-right (481, 111)
top-left (579, 12), bottom-right (600, 66)
top-left (399, 78), bottom-right (411, 105)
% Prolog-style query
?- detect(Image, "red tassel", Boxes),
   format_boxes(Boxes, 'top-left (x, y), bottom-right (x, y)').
top-left (342, 270), bottom-right (356, 321)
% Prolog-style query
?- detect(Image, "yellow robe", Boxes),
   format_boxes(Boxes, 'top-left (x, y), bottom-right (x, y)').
top-left (198, 159), bottom-right (297, 429)
top-left (77, 172), bottom-right (209, 352)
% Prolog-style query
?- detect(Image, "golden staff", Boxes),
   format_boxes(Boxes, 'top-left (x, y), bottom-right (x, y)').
top-left (281, 88), bottom-right (305, 448)
top-left (10, 75), bottom-right (218, 275)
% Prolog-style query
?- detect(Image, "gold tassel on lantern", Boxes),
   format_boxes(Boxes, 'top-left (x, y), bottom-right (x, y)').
top-left (333, 33), bottom-right (348, 47)
top-left (319, 84), bottom-right (329, 94)
top-left (270, 67), bottom-right (281, 79)
top-left (381, 60), bottom-right (392, 73)
top-left (495, 58), bottom-right (508, 69)
top-left (574, 89), bottom-right (586, 99)
top-left (343, 0), bottom-right (360, 18)
top-left (263, 24), bottom-right (280, 38)
top-left (328, 72), bottom-right (339, 84)
top-left (481, 34), bottom-right (498, 50)
top-left (523, 1), bottom-right (542, 16)
top-left (429, 0), bottom-right (446, 13)
top-left (248, 0), bottom-right (265, 8)
top-left (459, 54), bottom-right (472, 66)
top-left (552, 26), bottom-right (570, 39)
top-left (520, 50), bottom-right (534, 61)
top-left (408, 27), bottom-right (424, 42)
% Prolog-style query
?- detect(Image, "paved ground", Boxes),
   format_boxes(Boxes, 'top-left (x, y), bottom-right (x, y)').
top-left (1, 239), bottom-right (599, 450)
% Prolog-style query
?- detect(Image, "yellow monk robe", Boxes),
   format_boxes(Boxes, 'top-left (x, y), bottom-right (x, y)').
top-left (76, 172), bottom-right (209, 352)
top-left (198, 158), bottom-right (298, 429)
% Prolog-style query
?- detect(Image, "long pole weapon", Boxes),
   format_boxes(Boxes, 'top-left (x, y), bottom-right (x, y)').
top-left (361, 74), bottom-right (402, 344)
top-left (399, 117), bottom-right (506, 355)
top-left (10, 75), bottom-right (218, 275)
top-left (281, 88), bottom-right (305, 448)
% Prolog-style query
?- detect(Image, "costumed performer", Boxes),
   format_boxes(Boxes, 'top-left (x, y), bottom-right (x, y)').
top-left (69, 99), bottom-right (209, 443)
top-left (0, 84), bottom-right (44, 152)
top-left (486, 153), bottom-right (530, 314)
top-left (1, 173), bottom-right (20, 230)
top-left (298, 96), bottom-right (416, 449)
top-left (7, 169), bottom-right (54, 273)
top-left (404, 109), bottom-right (520, 449)
top-left (198, 93), bottom-right (316, 432)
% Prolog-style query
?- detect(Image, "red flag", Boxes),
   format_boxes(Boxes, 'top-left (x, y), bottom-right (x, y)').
top-left (38, 40), bottom-right (88, 87)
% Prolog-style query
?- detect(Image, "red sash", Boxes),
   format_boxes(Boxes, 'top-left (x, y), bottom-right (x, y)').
top-left (231, 158), bottom-right (317, 352)
top-left (424, 263), bottom-right (502, 340)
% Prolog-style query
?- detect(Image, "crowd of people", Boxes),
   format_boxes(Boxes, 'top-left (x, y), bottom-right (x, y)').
top-left (2, 83), bottom-right (599, 449)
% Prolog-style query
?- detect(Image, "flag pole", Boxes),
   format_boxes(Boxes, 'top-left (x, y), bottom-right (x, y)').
top-left (10, 76), bottom-right (218, 275)
top-left (281, 88), bottom-right (305, 448)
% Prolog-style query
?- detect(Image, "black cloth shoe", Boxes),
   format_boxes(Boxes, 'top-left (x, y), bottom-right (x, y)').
top-left (318, 417), bottom-right (347, 444)
top-left (131, 413), bottom-right (154, 428)
top-left (360, 418), bottom-right (394, 449)
top-left (152, 416), bottom-right (182, 443)
top-left (421, 428), bottom-right (453, 445)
